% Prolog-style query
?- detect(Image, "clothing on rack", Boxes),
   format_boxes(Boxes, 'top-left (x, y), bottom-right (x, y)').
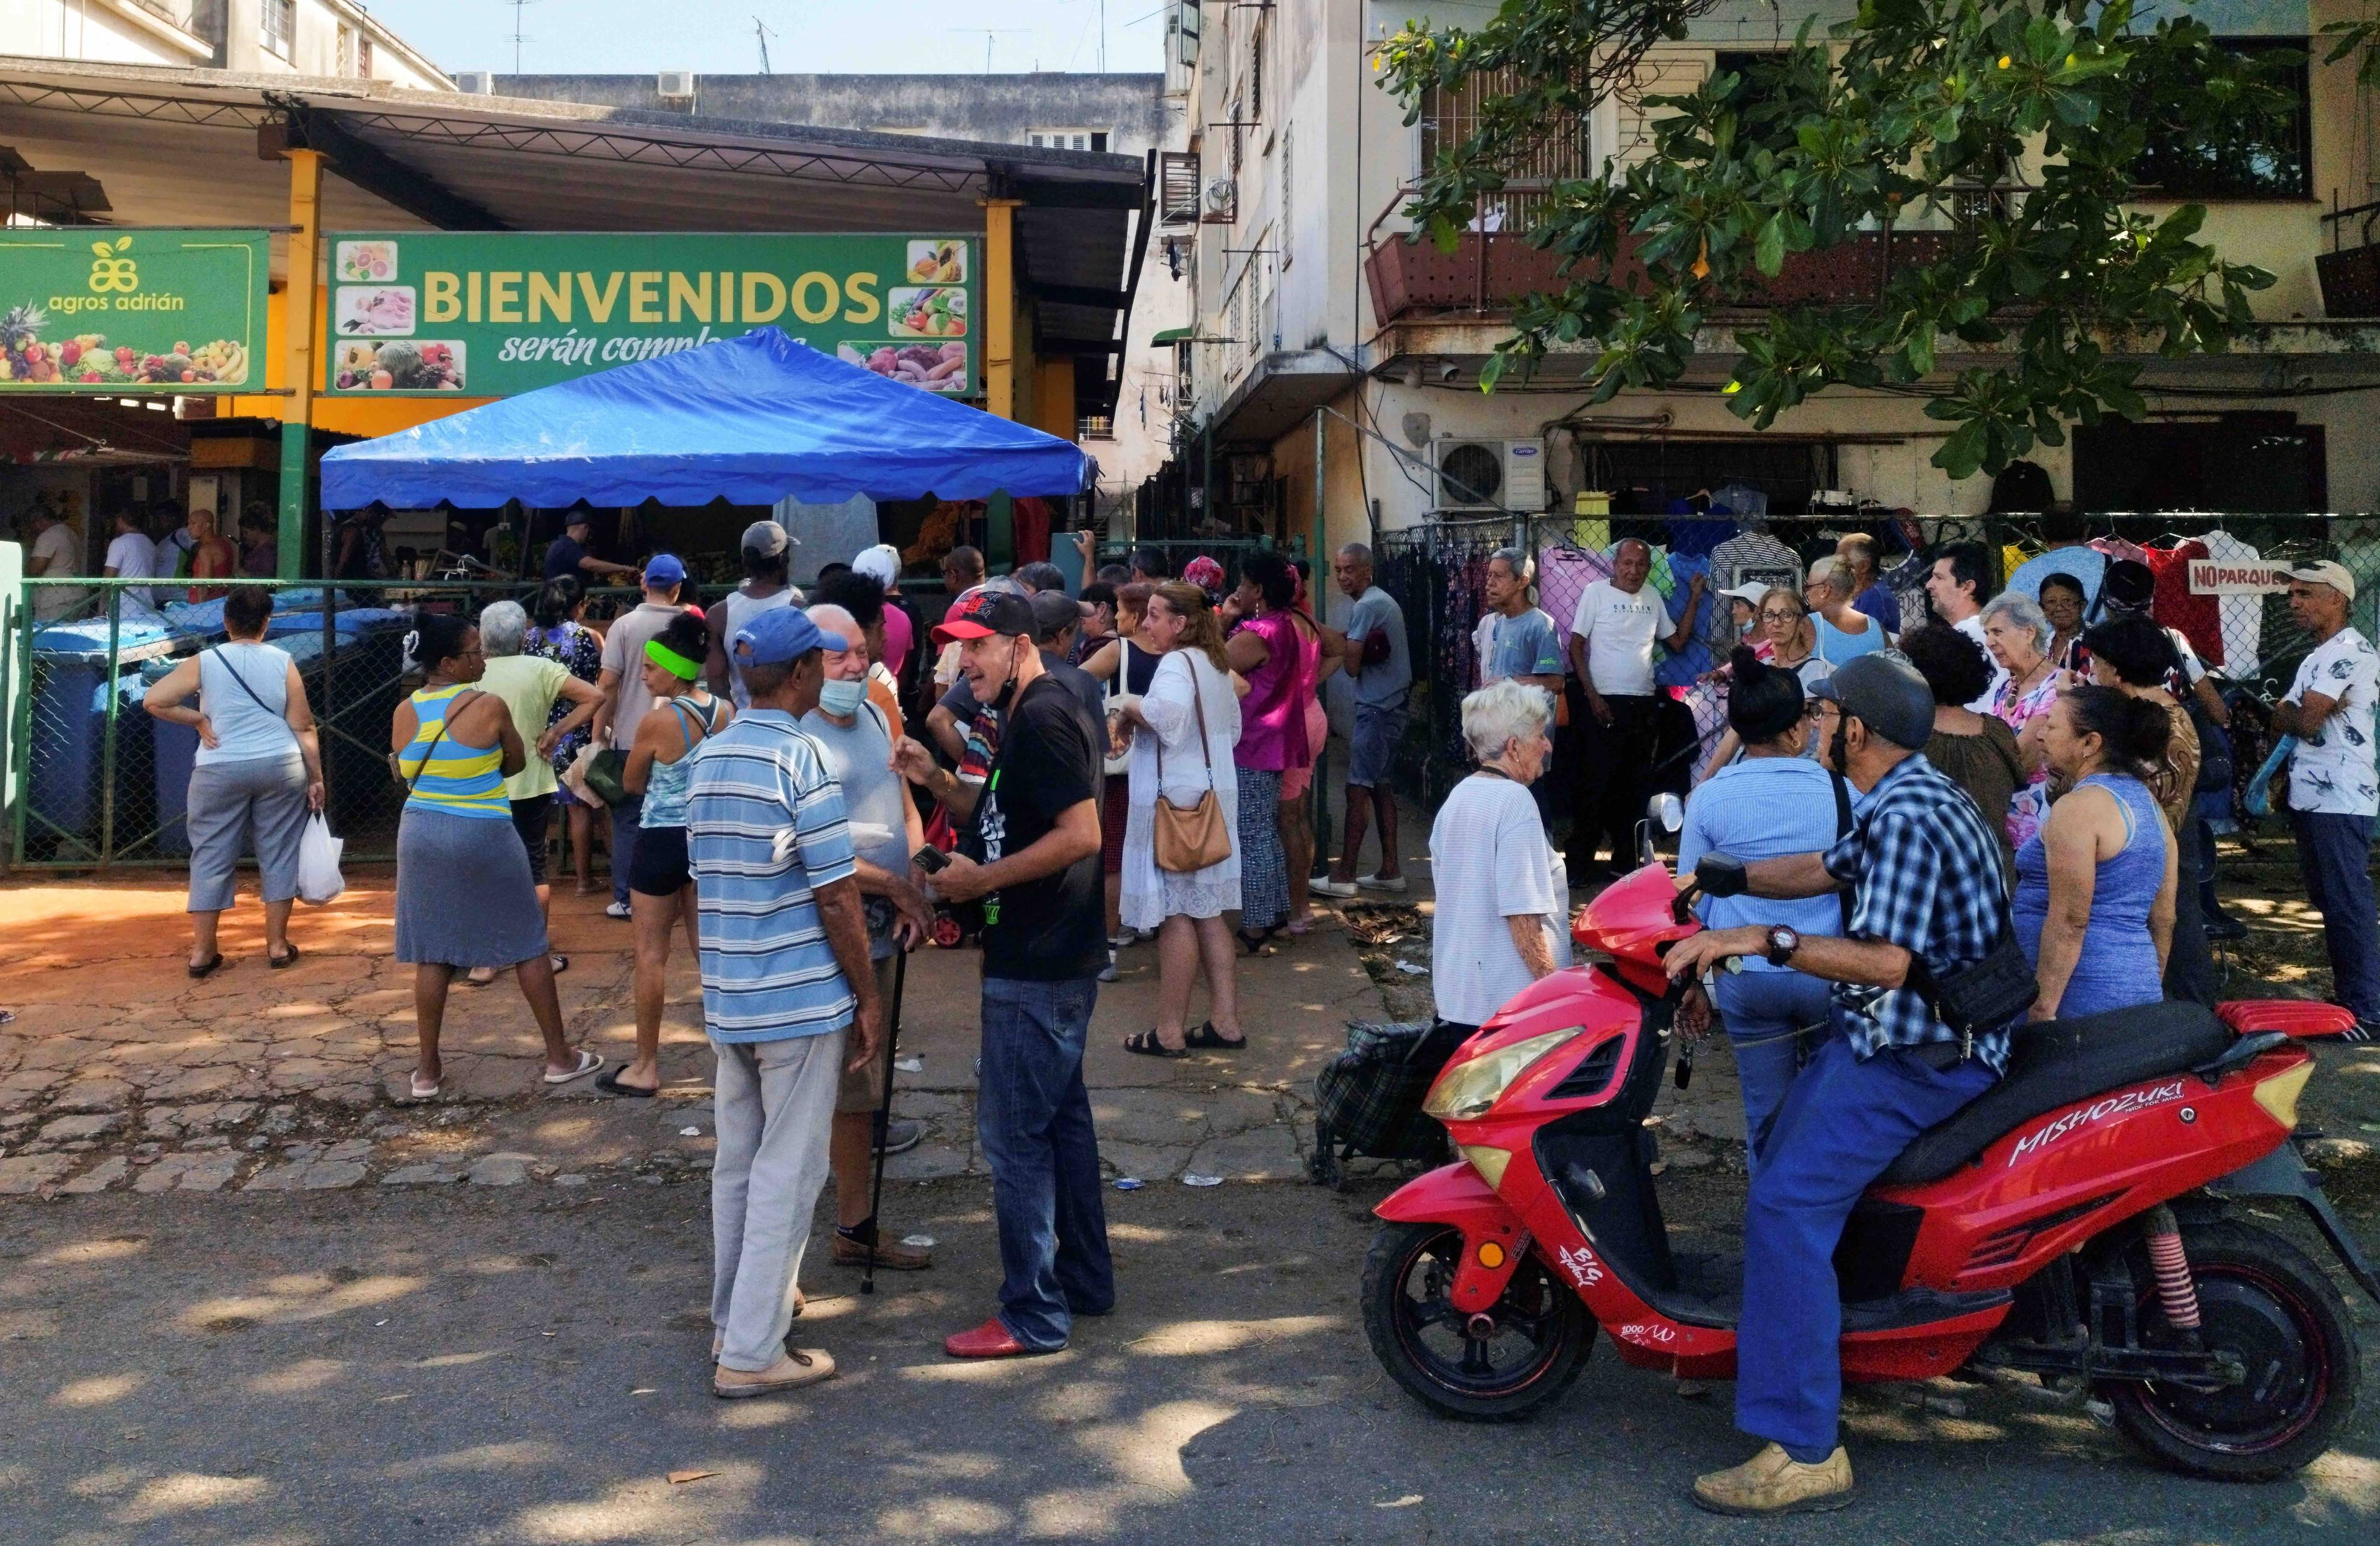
top-left (1709, 530), bottom-right (1802, 595)
top-left (2135, 540), bottom-right (2223, 666)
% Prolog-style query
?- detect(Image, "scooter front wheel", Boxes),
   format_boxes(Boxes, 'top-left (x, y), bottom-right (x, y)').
top-left (1362, 1220), bottom-right (1592, 1421)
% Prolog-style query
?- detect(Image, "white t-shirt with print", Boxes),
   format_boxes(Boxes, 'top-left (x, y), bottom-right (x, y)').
top-left (1429, 772), bottom-right (1573, 1025)
top-left (1569, 578), bottom-right (1663, 697)
top-left (2287, 626), bottom-right (2380, 817)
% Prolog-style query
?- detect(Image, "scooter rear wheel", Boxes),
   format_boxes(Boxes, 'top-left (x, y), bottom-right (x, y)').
top-left (2102, 1217), bottom-right (2360, 1482)
top-left (1362, 1220), bottom-right (1592, 1421)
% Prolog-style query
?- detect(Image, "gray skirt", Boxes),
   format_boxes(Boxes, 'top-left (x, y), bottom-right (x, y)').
top-left (394, 805), bottom-right (551, 968)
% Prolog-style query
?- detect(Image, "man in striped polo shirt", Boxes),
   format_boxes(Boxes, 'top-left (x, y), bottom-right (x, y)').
top-left (685, 606), bottom-right (883, 1399)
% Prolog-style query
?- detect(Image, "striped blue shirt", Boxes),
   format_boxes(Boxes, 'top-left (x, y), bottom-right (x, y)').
top-left (684, 709), bottom-right (858, 1043)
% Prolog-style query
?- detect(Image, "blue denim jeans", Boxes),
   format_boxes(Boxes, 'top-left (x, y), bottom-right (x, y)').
top-left (1712, 970), bottom-right (1831, 1175)
top-left (977, 974), bottom-right (1113, 1349)
top-left (2290, 810), bottom-right (2380, 1023)
top-left (1737, 1032), bottom-right (1996, 1459)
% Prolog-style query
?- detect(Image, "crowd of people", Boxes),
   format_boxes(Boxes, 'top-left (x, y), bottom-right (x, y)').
top-left (115, 511), bottom-right (2380, 1481)
top-left (1417, 524), bottom-right (2377, 1514)
top-left (22, 496), bottom-right (276, 625)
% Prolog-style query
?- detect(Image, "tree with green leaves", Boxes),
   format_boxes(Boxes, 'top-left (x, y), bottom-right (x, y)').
top-left (1380, 0), bottom-right (2308, 479)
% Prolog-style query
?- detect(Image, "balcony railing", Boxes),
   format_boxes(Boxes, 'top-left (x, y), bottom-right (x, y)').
top-left (1366, 229), bottom-right (1961, 325)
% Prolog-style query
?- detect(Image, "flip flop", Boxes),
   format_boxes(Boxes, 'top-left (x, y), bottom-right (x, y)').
top-left (594, 1066), bottom-right (657, 1098)
top-left (1237, 929), bottom-right (1279, 958)
top-left (187, 953), bottom-right (224, 980)
top-left (1122, 1030), bottom-right (1188, 1059)
top-left (542, 1048), bottom-right (605, 1085)
top-left (268, 943), bottom-right (302, 970)
top-left (462, 968), bottom-right (497, 989)
top-left (407, 1072), bottom-right (443, 1102)
top-left (550, 954), bottom-right (570, 975)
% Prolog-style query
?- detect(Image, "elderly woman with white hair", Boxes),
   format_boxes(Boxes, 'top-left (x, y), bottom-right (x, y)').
top-left (1805, 555), bottom-right (1889, 665)
top-left (468, 598), bottom-right (606, 986)
top-left (1981, 589), bottom-right (2062, 849)
top-left (1429, 679), bottom-right (1574, 1033)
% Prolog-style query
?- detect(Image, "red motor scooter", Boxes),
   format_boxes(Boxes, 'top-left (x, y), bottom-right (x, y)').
top-left (1362, 852), bottom-right (2378, 1480)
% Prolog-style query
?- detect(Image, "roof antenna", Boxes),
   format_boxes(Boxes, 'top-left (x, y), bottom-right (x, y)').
top-left (506, 0), bottom-right (543, 76)
top-left (754, 15), bottom-right (778, 74)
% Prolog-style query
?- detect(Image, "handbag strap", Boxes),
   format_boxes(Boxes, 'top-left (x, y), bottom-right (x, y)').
top-left (1830, 771), bottom-right (1856, 932)
top-left (403, 688), bottom-right (480, 793)
top-left (1152, 656), bottom-right (1217, 792)
top-left (208, 647), bottom-right (304, 753)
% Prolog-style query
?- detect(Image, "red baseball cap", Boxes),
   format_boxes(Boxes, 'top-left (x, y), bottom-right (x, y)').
top-left (933, 586), bottom-right (1035, 645)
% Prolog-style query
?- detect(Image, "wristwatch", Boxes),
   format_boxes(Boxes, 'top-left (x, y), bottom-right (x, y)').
top-left (1765, 926), bottom-right (1801, 968)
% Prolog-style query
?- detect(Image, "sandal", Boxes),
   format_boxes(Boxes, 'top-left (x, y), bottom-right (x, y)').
top-left (542, 1048), bottom-right (606, 1085)
top-left (268, 943), bottom-right (302, 970)
top-left (1183, 1021), bottom-right (1247, 1051)
top-left (594, 1066), bottom-right (658, 1098)
top-left (1237, 928), bottom-right (1279, 958)
top-left (187, 953), bottom-right (224, 980)
top-left (1121, 1029), bottom-right (1188, 1059)
top-left (462, 968), bottom-right (498, 989)
top-left (406, 1072), bottom-right (443, 1102)
top-left (550, 954), bottom-right (570, 975)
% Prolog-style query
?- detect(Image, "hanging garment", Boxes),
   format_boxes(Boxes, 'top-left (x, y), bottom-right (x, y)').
top-left (2091, 534), bottom-right (2153, 567)
top-left (2199, 528), bottom-right (2264, 678)
top-left (1710, 529), bottom-right (1803, 594)
top-left (1656, 552), bottom-right (1717, 691)
top-left (1664, 517), bottom-right (1734, 559)
top-left (1536, 544), bottom-right (1611, 652)
top-left (2137, 540), bottom-right (2223, 666)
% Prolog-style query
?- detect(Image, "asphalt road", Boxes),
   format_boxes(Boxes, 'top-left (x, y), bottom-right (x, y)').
top-left (2, 1173), bottom-right (2374, 1546)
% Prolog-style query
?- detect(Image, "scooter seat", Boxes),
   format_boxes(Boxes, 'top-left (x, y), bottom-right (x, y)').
top-left (1878, 1001), bottom-right (2234, 1187)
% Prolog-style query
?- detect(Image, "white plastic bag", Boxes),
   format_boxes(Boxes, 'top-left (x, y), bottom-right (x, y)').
top-left (297, 813), bottom-right (345, 906)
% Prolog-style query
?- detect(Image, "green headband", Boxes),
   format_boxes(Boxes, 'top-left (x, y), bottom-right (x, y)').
top-left (645, 637), bottom-right (702, 681)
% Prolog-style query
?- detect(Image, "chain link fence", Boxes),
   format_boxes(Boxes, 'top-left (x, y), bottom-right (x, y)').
top-left (7, 575), bottom-right (644, 870)
top-left (1375, 511), bottom-right (2364, 814)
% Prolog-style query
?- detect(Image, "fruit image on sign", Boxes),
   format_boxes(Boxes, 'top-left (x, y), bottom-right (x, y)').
top-left (0, 229), bottom-right (267, 392)
top-left (334, 338), bottom-right (464, 391)
top-left (337, 241), bottom-right (398, 282)
top-left (886, 286), bottom-right (967, 338)
top-left (907, 239), bottom-right (966, 283)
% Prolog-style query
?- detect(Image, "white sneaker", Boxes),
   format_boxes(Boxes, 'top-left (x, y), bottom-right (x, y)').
top-left (1356, 873), bottom-right (1409, 894)
top-left (1098, 950), bottom-right (1121, 983)
top-left (604, 899), bottom-right (633, 921)
top-left (1311, 878), bottom-right (1360, 899)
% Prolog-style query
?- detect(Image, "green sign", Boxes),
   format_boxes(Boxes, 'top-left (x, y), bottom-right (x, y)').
top-left (0, 227), bottom-right (267, 392)
top-left (320, 231), bottom-right (979, 399)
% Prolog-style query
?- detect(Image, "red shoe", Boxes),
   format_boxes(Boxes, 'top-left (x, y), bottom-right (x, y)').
top-left (942, 1317), bottom-right (1056, 1359)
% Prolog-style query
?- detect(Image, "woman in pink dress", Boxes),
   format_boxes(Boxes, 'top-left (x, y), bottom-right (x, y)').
top-left (1983, 591), bottom-right (2062, 849)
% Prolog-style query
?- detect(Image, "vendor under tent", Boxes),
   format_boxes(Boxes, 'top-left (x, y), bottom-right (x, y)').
top-left (317, 328), bottom-right (1090, 513)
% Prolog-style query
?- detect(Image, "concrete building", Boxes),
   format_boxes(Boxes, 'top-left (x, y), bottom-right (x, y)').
top-left (487, 71), bottom-right (1190, 531)
top-left (4, 1), bottom-right (450, 89)
top-left (1166, 0), bottom-right (2380, 560)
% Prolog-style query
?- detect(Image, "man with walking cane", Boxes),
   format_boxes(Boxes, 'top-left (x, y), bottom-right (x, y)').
top-left (802, 607), bottom-right (938, 1274)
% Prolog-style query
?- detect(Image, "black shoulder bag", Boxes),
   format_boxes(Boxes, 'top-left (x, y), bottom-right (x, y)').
top-left (1903, 880), bottom-right (2038, 1052)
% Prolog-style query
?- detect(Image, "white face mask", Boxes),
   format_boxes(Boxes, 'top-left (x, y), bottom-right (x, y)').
top-left (818, 677), bottom-right (868, 717)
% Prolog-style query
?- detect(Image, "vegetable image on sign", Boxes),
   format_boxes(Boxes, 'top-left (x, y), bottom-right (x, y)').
top-left (320, 231), bottom-right (981, 399)
top-left (0, 228), bottom-right (268, 392)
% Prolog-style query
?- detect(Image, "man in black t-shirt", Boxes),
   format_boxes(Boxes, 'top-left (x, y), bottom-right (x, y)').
top-left (892, 588), bottom-right (1113, 1359)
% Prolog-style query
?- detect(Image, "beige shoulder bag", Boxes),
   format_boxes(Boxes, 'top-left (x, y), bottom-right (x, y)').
top-left (1152, 658), bottom-right (1233, 873)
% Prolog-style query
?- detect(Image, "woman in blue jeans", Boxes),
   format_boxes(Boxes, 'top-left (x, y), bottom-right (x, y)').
top-left (1676, 647), bottom-right (1849, 1170)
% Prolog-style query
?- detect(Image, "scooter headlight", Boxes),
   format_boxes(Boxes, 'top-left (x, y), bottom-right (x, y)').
top-left (1423, 1028), bottom-right (1583, 1121)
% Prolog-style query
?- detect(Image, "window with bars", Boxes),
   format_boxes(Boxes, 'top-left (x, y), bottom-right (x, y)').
top-left (1250, 20), bottom-right (1264, 126)
top-left (1421, 67), bottom-right (1594, 228)
top-left (1029, 130), bottom-right (1112, 152)
top-left (261, 0), bottom-right (295, 60)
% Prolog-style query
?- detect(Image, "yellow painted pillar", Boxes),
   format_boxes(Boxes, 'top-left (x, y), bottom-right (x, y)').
top-left (1035, 359), bottom-right (1075, 439)
top-left (979, 198), bottom-right (1024, 420)
top-left (276, 148), bottom-right (325, 579)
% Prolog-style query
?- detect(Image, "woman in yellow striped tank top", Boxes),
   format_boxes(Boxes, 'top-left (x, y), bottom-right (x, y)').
top-left (389, 612), bottom-right (603, 1101)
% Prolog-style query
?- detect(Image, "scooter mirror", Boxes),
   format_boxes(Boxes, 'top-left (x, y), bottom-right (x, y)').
top-left (1696, 854), bottom-right (1749, 898)
top-left (1647, 792), bottom-right (1685, 835)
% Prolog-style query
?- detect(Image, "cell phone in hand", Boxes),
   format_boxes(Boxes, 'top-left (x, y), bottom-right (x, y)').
top-left (912, 846), bottom-right (950, 874)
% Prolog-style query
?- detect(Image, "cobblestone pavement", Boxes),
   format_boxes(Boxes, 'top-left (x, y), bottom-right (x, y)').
top-left (1, 867), bottom-right (1504, 1202)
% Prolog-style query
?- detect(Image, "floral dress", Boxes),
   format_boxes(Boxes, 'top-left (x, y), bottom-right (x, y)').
top-left (1994, 668), bottom-right (2061, 850)
top-left (526, 621), bottom-right (604, 797)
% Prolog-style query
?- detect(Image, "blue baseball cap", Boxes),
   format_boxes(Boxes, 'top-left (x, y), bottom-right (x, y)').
top-left (644, 552), bottom-right (687, 587)
top-left (733, 604), bottom-right (826, 665)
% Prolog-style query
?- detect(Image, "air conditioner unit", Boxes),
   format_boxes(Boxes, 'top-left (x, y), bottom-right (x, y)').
top-left (1433, 436), bottom-right (1546, 513)
top-left (657, 71), bottom-right (697, 100)
top-left (1202, 177), bottom-right (1235, 216)
top-left (452, 71), bottom-right (494, 94)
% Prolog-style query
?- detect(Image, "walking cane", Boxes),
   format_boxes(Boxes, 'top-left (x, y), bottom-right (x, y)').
top-left (862, 947), bottom-right (909, 1296)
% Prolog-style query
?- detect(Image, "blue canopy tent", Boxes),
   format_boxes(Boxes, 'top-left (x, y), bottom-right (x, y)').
top-left (317, 327), bottom-right (1089, 510)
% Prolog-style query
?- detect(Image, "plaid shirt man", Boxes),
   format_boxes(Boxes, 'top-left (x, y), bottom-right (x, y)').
top-left (1820, 754), bottom-right (2016, 1073)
